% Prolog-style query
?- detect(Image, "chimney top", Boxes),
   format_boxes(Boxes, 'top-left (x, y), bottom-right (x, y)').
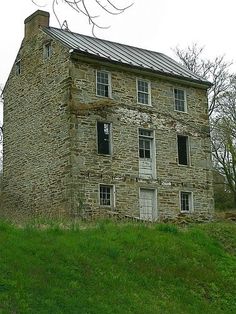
top-left (24, 10), bottom-right (50, 39)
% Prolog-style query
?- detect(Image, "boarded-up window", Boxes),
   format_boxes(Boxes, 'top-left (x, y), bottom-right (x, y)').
top-left (177, 135), bottom-right (189, 165)
top-left (97, 122), bottom-right (111, 155)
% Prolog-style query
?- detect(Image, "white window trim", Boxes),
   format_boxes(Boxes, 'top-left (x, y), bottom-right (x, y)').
top-left (99, 184), bottom-right (115, 208)
top-left (96, 121), bottom-right (113, 156)
top-left (136, 78), bottom-right (152, 106)
top-left (96, 70), bottom-right (112, 98)
top-left (138, 128), bottom-right (156, 179)
top-left (173, 88), bottom-right (187, 113)
top-left (179, 191), bottom-right (194, 213)
top-left (176, 134), bottom-right (191, 167)
top-left (139, 188), bottom-right (158, 221)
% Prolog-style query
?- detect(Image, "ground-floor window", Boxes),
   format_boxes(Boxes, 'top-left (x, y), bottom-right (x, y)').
top-left (180, 191), bottom-right (193, 212)
top-left (99, 185), bottom-right (114, 207)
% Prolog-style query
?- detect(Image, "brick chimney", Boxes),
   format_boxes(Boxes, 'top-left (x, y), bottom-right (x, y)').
top-left (24, 10), bottom-right (50, 39)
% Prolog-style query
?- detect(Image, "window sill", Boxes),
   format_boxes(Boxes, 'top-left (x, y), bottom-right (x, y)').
top-left (97, 153), bottom-right (112, 157)
top-left (174, 109), bottom-right (188, 114)
top-left (137, 102), bottom-right (152, 107)
top-left (96, 94), bottom-right (113, 99)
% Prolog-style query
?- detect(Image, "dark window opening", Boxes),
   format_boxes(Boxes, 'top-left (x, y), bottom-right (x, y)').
top-left (97, 122), bottom-right (111, 155)
top-left (177, 135), bottom-right (189, 165)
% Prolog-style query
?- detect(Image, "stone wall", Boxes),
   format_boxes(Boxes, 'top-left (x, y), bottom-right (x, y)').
top-left (2, 16), bottom-right (214, 221)
top-left (2, 29), bottom-right (73, 220)
top-left (68, 58), bottom-right (214, 220)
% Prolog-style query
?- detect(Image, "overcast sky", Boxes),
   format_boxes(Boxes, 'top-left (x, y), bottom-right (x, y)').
top-left (1, 0), bottom-right (236, 86)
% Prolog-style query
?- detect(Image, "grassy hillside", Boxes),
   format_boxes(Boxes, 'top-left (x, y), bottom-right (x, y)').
top-left (0, 220), bottom-right (235, 314)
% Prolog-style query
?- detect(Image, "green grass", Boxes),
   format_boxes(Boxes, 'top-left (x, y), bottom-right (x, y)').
top-left (0, 220), bottom-right (235, 314)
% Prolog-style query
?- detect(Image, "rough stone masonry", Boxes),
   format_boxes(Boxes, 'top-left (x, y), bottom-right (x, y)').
top-left (2, 10), bottom-right (214, 221)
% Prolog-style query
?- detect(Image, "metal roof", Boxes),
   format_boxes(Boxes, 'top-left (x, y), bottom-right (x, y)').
top-left (43, 27), bottom-right (210, 86)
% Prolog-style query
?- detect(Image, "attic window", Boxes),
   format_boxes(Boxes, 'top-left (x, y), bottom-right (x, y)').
top-left (15, 60), bottom-right (21, 75)
top-left (43, 42), bottom-right (52, 59)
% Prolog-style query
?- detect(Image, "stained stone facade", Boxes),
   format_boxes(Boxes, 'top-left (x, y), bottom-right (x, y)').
top-left (2, 10), bottom-right (214, 221)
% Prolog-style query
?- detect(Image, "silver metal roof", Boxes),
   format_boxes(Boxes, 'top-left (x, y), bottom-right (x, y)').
top-left (43, 27), bottom-right (210, 86)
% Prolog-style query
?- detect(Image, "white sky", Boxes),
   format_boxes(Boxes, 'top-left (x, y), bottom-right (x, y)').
top-left (1, 0), bottom-right (236, 86)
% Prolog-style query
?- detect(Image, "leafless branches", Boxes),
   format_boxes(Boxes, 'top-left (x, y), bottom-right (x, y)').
top-left (173, 44), bottom-right (233, 116)
top-left (174, 43), bottom-right (236, 205)
top-left (32, 0), bottom-right (133, 35)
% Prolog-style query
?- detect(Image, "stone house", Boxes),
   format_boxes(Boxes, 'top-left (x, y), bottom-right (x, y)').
top-left (2, 10), bottom-right (214, 221)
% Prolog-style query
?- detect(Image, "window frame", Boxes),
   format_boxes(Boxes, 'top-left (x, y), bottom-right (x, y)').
top-left (96, 70), bottom-right (112, 98)
top-left (99, 184), bottom-right (115, 208)
top-left (96, 121), bottom-right (112, 156)
top-left (138, 128), bottom-right (156, 179)
top-left (43, 42), bottom-right (52, 59)
top-left (136, 78), bottom-right (151, 105)
top-left (139, 129), bottom-right (154, 159)
top-left (174, 88), bottom-right (187, 113)
top-left (177, 134), bottom-right (190, 166)
top-left (179, 191), bottom-right (193, 213)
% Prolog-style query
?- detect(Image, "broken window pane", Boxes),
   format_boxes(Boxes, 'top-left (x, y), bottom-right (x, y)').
top-left (97, 122), bottom-right (111, 155)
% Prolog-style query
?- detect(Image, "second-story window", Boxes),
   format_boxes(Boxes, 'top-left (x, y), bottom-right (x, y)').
top-left (97, 122), bottom-right (111, 155)
top-left (174, 88), bottom-right (187, 112)
top-left (177, 135), bottom-right (189, 165)
top-left (96, 70), bottom-right (111, 97)
top-left (137, 79), bottom-right (151, 105)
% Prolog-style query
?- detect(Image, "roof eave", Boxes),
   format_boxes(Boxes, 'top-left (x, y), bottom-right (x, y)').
top-left (70, 49), bottom-right (212, 89)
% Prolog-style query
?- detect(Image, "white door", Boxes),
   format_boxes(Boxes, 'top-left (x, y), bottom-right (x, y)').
top-left (139, 130), bottom-right (155, 178)
top-left (139, 189), bottom-right (156, 221)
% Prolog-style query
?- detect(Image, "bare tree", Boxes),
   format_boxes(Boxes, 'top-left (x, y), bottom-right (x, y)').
top-left (32, 0), bottom-right (133, 35)
top-left (173, 44), bottom-right (233, 116)
top-left (212, 106), bottom-right (236, 206)
top-left (174, 43), bottom-right (236, 208)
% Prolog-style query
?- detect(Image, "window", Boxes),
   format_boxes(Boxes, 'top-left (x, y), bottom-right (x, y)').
top-left (177, 135), bottom-right (189, 165)
top-left (180, 192), bottom-right (193, 212)
top-left (15, 60), bottom-right (21, 75)
top-left (139, 129), bottom-right (155, 178)
top-left (174, 88), bottom-right (186, 112)
top-left (137, 79), bottom-right (151, 105)
top-left (100, 185), bottom-right (114, 207)
top-left (97, 122), bottom-right (111, 155)
top-left (139, 129), bottom-right (153, 158)
top-left (96, 70), bottom-right (111, 97)
top-left (43, 42), bottom-right (52, 59)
